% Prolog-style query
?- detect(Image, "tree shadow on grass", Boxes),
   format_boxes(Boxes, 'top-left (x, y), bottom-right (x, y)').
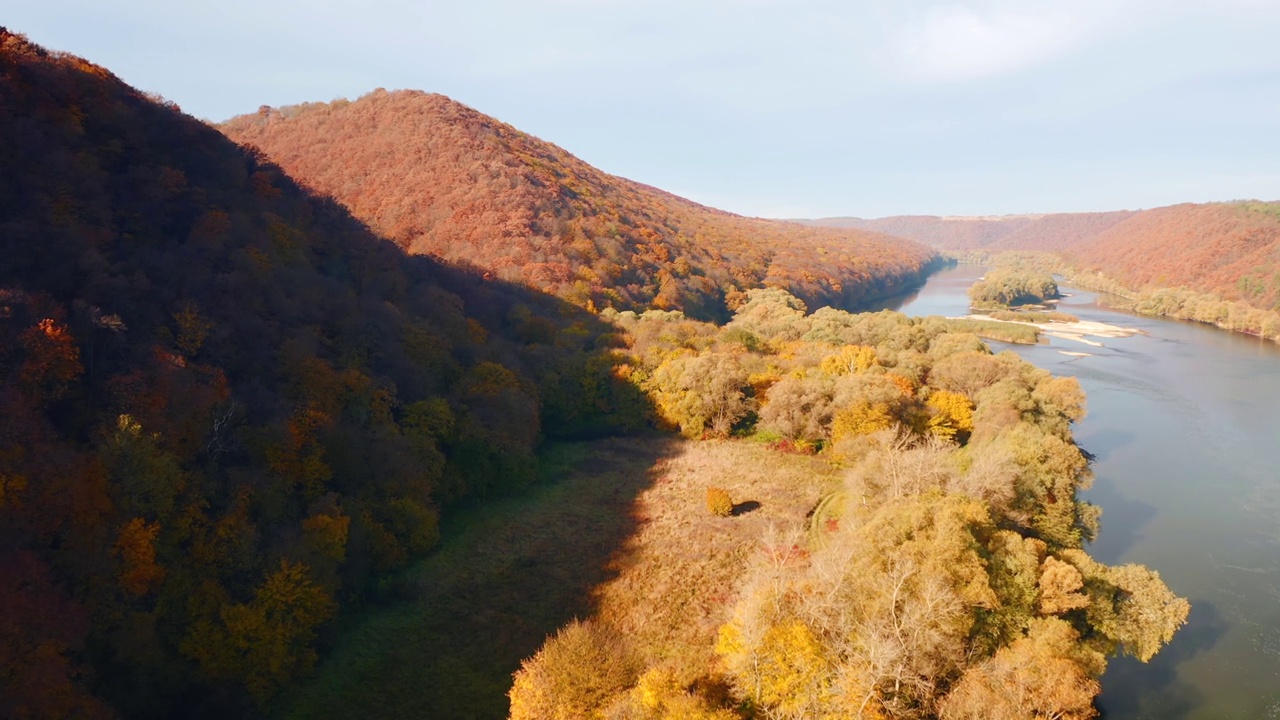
top-left (283, 434), bottom-right (682, 720)
top-left (731, 500), bottom-right (761, 516)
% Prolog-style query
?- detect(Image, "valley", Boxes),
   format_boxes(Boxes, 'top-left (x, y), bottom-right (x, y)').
top-left (1, 23), bottom-right (1275, 720)
top-left (810, 206), bottom-right (1280, 343)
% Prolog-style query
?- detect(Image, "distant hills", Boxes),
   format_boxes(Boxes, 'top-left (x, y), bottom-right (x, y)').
top-left (221, 91), bottom-right (938, 320)
top-left (804, 212), bottom-right (1136, 253)
top-left (807, 202), bottom-right (1280, 312)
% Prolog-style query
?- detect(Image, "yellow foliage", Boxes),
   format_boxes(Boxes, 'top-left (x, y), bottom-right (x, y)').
top-left (629, 667), bottom-right (738, 718)
top-left (707, 487), bottom-right (734, 517)
top-left (821, 345), bottom-right (878, 376)
top-left (831, 401), bottom-right (893, 444)
top-left (636, 667), bottom-right (684, 711)
top-left (509, 619), bottom-right (638, 720)
top-left (718, 619), bottom-right (837, 718)
top-left (648, 352), bottom-right (753, 437)
top-left (747, 371), bottom-right (781, 398)
top-left (927, 390), bottom-right (975, 441)
top-left (774, 340), bottom-right (811, 361)
top-left (757, 622), bottom-right (833, 714)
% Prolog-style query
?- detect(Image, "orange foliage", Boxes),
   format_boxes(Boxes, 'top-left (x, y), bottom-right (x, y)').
top-left (1067, 202), bottom-right (1280, 310)
top-left (18, 318), bottom-right (82, 400)
top-left (0, 29), bottom-right (655, 716)
top-left (810, 212), bottom-right (1135, 253)
top-left (817, 202), bottom-right (1280, 313)
top-left (114, 517), bottom-right (164, 596)
top-left (222, 91), bottom-right (938, 320)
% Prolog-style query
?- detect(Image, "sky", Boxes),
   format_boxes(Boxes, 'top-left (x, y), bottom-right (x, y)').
top-left (10, 1), bottom-right (1280, 218)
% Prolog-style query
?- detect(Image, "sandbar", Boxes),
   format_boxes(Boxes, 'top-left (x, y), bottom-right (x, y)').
top-left (956, 315), bottom-right (1141, 348)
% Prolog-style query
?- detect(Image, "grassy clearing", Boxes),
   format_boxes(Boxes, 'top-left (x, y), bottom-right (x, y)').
top-left (939, 317), bottom-right (1041, 344)
top-left (988, 309), bottom-right (1080, 324)
top-left (275, 436), bottom-right (679, 720)
top-left (274, 436), bottom-right (841, 719)
top-left (592, 440), bottom-right (843, 682)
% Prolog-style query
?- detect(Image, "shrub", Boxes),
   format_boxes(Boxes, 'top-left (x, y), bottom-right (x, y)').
top-left (509, 619), bottom-right (638, 720)
top-left (706, 487), bottom-right (734, 517)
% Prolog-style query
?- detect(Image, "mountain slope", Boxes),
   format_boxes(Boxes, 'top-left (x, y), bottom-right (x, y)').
top-left (1068, 202), bottom-right (1280, 310)
top-left (0, 29), bottom-right (644, 718)
top-left (809, 203), bottom-right (1280, 311)
top-left (221, 91), bottom-right (937, 320)
top-left (805, 211), bottom-right (1136, 252)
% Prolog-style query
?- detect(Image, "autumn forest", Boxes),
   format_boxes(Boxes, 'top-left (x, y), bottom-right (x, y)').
top-left (13, 26), bottom-right (1271, 720)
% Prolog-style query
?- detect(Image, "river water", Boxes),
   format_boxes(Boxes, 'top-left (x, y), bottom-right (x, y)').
top-left (874, 265), bottom-right (1280, 719)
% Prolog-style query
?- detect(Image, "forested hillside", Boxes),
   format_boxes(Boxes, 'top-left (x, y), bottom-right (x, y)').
top-left (0, 29), bottom-right (645, 718)
top-left (802, 212), bottom-right (1136, 252)
top-left (220, 91), bottom-right (938, 321)
top-left (809, 203), bottom-right (1280, 316)
top-left (1068, 202), bottom-right (1280, 311)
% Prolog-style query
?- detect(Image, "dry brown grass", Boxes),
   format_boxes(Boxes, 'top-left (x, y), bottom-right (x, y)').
top-left (593, 440), bottom-right (842, 681)
top-left (277, 436), bottom-right (680, 720)
top-left (277, 436), bottom-right (841, 719)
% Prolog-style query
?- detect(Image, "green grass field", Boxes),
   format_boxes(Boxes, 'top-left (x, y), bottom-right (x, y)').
top-left (274, 436), bottom-right (679, 720)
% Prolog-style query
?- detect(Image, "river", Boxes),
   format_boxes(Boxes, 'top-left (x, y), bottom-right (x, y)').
top-left (874, 265), bottom-right (1280, 719)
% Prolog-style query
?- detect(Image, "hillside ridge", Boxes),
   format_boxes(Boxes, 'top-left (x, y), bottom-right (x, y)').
top-left (0, 29), bottom-right (646, 718)
top-left (806, 202), bottom-right (1280, 311)
top-left (222, 90), bottom-right (938, 320)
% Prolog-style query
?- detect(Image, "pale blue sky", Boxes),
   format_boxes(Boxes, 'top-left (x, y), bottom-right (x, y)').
top-left (10, 1), bottom-right (1280, 217)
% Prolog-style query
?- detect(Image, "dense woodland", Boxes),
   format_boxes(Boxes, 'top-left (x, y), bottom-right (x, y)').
top-left (220, 92), bottom-right (938, 322)
top-left (803, 212), bottom-right (1136, 254)
top-left (0, 31), bottom-right (648, 718)
top-left (1, 29), bottom-right (1191, 720)
top-left (510, 292), bottom-right (1188, 720)
top-left (811, 204), bottom-right (1280, 339)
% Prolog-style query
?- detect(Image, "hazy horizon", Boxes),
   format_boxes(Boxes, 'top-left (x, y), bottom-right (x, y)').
top-left (11, 1), bottom-right (1280, 218)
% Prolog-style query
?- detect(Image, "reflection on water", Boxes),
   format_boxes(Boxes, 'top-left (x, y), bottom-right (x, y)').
top-left (883, 265), bottom-right (1280, 719)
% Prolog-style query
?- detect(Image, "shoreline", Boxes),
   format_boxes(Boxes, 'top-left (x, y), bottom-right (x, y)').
top-left (955, 314), bottom-right (1142, 347)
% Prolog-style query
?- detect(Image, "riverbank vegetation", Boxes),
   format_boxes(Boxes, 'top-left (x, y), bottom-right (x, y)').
top-left (508, 289), bottom-right (1189, 720)
top-left (856, 200), bottom-right (1280, 345)
top-left (1054, 268), bottom-right (1280, 343)
top-left (968, 266), bottom-right (1059, 309)
top-left (961, 251), bottom-right (1280, 344)
top-left (988, 309), bottom-right (1079, 324)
